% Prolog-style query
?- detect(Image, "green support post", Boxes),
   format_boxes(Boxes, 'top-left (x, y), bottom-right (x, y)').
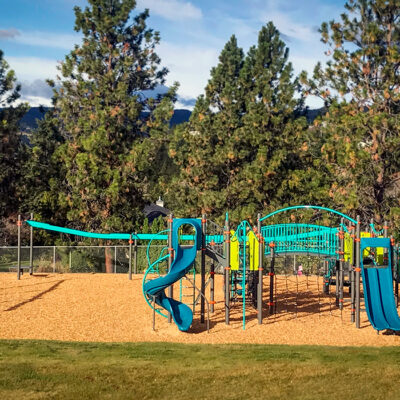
top-left (339, 218), bottom-right (344, 311)
top-left (242, 222), bottom-right (246, 329)
top-left (168, 214), bottom-right (173, 323)
top-left (269, 242), bottom-right (275, 315)
top-left (355, 215), bottom-right (361, 328)
top-left (350, 222), bottom-right (356, 323)
top-left (201, 214), bottom-right (206, 324)
top-left (224, 214), bottom-right (230, 325)
top-left (257, 213), bottom-right (263, 324)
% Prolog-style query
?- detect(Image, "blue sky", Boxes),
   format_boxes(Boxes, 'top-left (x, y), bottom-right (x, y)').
top-left (0, 0), bottom-right (346, 109)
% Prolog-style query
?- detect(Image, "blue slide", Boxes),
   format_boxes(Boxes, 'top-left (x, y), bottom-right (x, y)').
top-left (361, 238), bottom-right (400, 331)
top-left (143, 218), bottom-right (202, 332)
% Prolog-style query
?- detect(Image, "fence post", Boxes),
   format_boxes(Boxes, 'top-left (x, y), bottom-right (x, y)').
top-left (29, 213), bottom-right (33, 275)
top-left (17, 214), bottom-right (21, 280)
top-left (134, 235), bottom-right (138, 274)
top-left (114, 246), bottom-right (117, 273)
top-left (128, 234), bottom-right (132, 280)
top-left (53, 246), bottom-right (56, 272)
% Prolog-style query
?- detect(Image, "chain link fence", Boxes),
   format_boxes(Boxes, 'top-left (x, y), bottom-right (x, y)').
top-left (0, 245), bottom-right (169, 274)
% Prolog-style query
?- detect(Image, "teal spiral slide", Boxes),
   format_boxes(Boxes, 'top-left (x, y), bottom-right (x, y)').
top-left (143, 218), bottom-right (202, 332)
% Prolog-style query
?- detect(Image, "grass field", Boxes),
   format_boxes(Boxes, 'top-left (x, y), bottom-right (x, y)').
top-left (1, 340), bottom-right (400, 399)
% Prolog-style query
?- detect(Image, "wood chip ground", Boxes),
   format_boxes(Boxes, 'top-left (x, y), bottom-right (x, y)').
top-left (0, 272), bottom-right (399, 346)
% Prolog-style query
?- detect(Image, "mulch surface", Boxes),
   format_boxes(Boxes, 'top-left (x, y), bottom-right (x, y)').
top-left (0, 272), bottom-right (399, 346)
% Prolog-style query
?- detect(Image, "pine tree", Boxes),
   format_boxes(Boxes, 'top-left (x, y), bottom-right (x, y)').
top-left (236, 22), bottom-right (308, 221)
top-left (0, 50), bottom-right (28, 223)
top-left (303, 0), bottom-right (400, 225)
top-left (52, 0), bottom-right (175, 235)
top-left (20, 109), bottom-right (65, 226)
top-left (167, 25), bottom-right (311, 224)
top-left (166, 35), bottom-right (246, 222)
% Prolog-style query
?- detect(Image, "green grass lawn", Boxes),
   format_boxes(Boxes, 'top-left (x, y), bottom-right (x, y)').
top-left (0, 340), bottom-right (400, 399)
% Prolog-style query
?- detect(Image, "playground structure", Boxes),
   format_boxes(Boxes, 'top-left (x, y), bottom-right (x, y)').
top-left (12, 205), bottom-right (400, 334)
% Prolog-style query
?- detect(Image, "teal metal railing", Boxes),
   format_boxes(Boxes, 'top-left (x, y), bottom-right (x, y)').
top-left (261, 223), bottom-right (339, 257)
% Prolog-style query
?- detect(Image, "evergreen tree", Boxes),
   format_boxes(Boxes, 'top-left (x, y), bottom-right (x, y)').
top-left (0, 50), bottom-right (28, 223)
top-left (52, 0), bottom-right (176, 235)
top-left (236, 22), bottom-right (309, 221)
top-left (20, 109), bottom-right (65, 226)
top-left (167, 35), bottom-right (246, 222)
top-left (167, 24), bottom-right (310, 224)
top-left (303, 0), bottom-right (400, 225)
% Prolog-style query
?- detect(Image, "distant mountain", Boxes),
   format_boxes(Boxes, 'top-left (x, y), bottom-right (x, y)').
top-left (19, 107), bottom-right (49, 132)
top-left (305, 107), bottom-right (326, 123)
top-left (17, 107), bottom-right (192, 133)
top-left (16, 106), bottom-right (325, 133)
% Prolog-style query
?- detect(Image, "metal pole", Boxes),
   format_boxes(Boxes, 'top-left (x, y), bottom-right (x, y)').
top-left (152, 295), bottom-right (156, 331)
top-left (257, 213), bottom-right (263, 324)
top-left (167, 214), bottom-right (173, 323)
top-left (17, 214), bottom-right (21, 280)
top-left (53, 245), bottom-right (56, 273)
top-left (210, 262), bottom-right (215, 313)
top-left (200, 214), bottom-right (206, 324)
top-left (395, 244), bottom-right (399, 307)
top-left (335, 259), bottom-right (340, 307)
top-left (224, 214), bottom-right (230, 325)
top-left (355, 215), bottom-right (361, 328)
top-left (128, 234), bottom-right (132, 280)
top-left (114, 246), bottom-right (117, 273)
top-left (29, 212), bottom-right (33, 275)
top-left (242, 222), bottom-right (246, 329)
top-left (350, 223), bottom-right (356, 323)
top-left (269, 243), bottom-right (275, 315)
top-left (339, 218), bottom-right (344, 311)
top-left (133, 235), bottom-right (138, 274)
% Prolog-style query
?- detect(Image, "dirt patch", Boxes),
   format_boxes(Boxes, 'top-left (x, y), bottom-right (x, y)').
top-left (0, 272), bottom-right (399, 346)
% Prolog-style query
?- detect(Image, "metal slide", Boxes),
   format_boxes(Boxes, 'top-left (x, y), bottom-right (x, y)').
top-left (361, 238), bottom-right (400, 331)
top-left (143, 219), bottom-right (202, 332)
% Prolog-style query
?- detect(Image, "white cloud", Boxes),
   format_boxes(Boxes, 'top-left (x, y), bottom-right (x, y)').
top-left (157, 42), bottom-right (219, 101)
top-left (7, 56), bottom-right (59, 82)
top-left (260, 10), bottom-right (317, 42)
top-left (15, 95), bottom-right (52, 107)
top-left (12, 30), bottom-right (81, 50)
top-left (136, 0), bottom-right (202, 21)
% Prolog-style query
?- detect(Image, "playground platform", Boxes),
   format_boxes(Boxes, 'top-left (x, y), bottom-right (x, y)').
top-left (0, 273), bottom-right (400, 347)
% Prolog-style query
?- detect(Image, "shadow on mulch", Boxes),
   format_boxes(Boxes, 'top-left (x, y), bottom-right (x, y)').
top-left (5, 280), bottom-right (65, 311)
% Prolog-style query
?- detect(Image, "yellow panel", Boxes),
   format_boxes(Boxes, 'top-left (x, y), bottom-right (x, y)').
top-left (360, 232), bottom-right (371, 258)
top-left (248, 230), bottom-right (259, 271)
top-left (230, 230), bottom-right (239, 271)
top-left (344, 232), bottom-right (353, 264)
top-left (360, 231), bottom-right (386, 264)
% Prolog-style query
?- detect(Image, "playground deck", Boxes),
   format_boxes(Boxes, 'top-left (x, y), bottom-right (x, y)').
top-left (0, 272), bottom-right (399, 346)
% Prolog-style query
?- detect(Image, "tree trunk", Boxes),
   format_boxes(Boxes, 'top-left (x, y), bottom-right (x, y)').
top-left (105, 247), bottom-right (113, 273)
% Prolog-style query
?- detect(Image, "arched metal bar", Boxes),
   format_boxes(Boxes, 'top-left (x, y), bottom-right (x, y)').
top-left (260, 205), bottom-right (357, 225)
